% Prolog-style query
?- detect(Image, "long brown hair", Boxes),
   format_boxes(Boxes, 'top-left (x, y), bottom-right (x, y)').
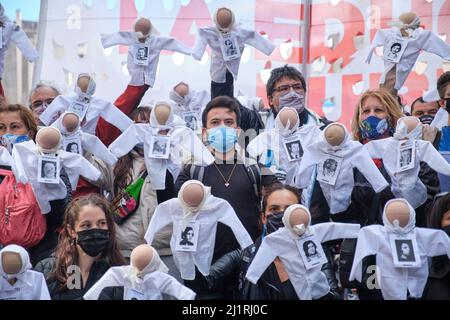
top-left (0, 103), bottom-right (38, 139)
top-left (113, 107), bottom-right (151, 194)
top-left (351, 89), bottom-right (403, 142)
top-left (51, 194), bottom-right (126, 291)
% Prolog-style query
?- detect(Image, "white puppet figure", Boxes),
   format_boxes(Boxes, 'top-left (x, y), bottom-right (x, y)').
top-left (11, 127), bottom-right (101, 213)
top-left (84, 244), bottom-right (195, 300)
top-left (296, 123), bottom-right (389, 214)
top-left (192, 7), bottom-right (275, 93)
top-left (0, 145), bottom-right (13, 166)
top-left (366, 12), bottom-right (450, 95)
top-left (51, 111), bottom-right (117, 166)
top-left (364, 116), bottom-right (450, 209)
top-left (349, 198), bottom-right (450, 300)
top-left (144, 180), bottom-right (253, 281)
top-left (109, 102), bottom-right (214, 190)
top-left (101, 17), bottom-right (192, 87)
top-left (247, 107), bottom-right (321, 185)
top-left (0, 245), bottom-right (50, 300)
top-left (39, 73), bottom-right (133, 135)
top-left (246, 204), bottom-right (360, 300)
top-left (168, 81), bottom-right (209, 132)
top-left (0, 4), bottom-right (38, 87)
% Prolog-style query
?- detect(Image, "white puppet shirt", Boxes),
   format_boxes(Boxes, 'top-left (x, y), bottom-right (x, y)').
top-left (101, 32), bottom-right (192, 87)
top-left (366, 28), bottom-right (450, 90)
top-left (246, 223), bottom-right (360, 300)
top-left (83, 266), bottom-right (195, 300)
top-left (11, 140), bottom-right (101, 213)
top-left (39, 95), bottom-right (133, 135)
top-left (169, 89), bottom-right (209, 132)
top-left (0, 18), bottom-right (38, 79)
top-left (51, 112), bottom-right (117, 166)
top-left (296, 127), bottom-right (389, 214)
top-left (247, 124), bottom-right (320, 186)
top-left (144, 196), bottom-right (253, 280)
top-left (109, 121), bottom-right (214, 190)
top-left (0, 245), bottom-right (50, 300)
top-left (349, 201), bottom-right (450, 300)
top-left (364, 135), bottom-right (450, 208)
top-left (192, 26), bottom-right (275, 83)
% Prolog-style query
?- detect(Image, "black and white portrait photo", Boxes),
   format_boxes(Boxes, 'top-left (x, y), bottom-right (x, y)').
top-left (400, 148), bottom-right (412, 167)
top-left (176, 223), bottom-right (199, 252)
top-left (322, 158), bottom-right (338, 177)
top-left (395, 239), bottom-right (415, 262)
top-left (390, 235), bottom-right (420, 268)
top-left (387, 42), bottom-right (402, 60)
top-left (179, 226), bottom-right (195, 246)
top-left (69, 102), bottom-right (88, 121)
top-left (298, 236), bottom-right (328, 270)
top-left (38, 155), bottom-right (60, 184)
top-left (184, 113), bottom-right (198, 131)
top-left (149, 135), bottom-right (170, 159)
top-left (284, 140), bottom-right (303, 161)
top-left (397, 143), bottom-right (415, 172)
top-left (224, 39), bottom-right (237, 56)
top-left (66, 142), bottom-right (80, 154)
top-left (303, 240), bottom-right (321, 262)
top-left (220, 33), bottom-right (240, 61)
top-left (317, 154), bottom-right (342, 186)
top-left (384, 38), bottom-right (407, 63)
top-left (135, 46), bottom-right (149, 65)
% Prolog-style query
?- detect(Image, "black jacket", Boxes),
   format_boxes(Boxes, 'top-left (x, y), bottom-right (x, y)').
top-left (423, 255), bottom-right (450, 300)
top-left (34, 257), bottom-right (111, 300)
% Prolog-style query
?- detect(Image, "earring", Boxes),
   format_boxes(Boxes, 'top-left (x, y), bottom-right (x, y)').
top-left (71, 238), bottom-right (76, 246)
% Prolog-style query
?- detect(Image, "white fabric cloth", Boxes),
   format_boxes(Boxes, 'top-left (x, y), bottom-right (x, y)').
top-left (109, 121), bottom-right (214, 190)
top-left (247, 123), bottom-right (320, 186)
top-left (101, 32), bottom-right (192, 87)
top-left (0, 17), bottom-right (38, 79)
top-left (39, 94), bottom-right (133, 135)
top-left (144, 195), bottom-right (253, 280)
top-left (246, 223), bottom-right (360, 300)
top-left (11, 140), bottom-right (101, 213)
top-left (192, 26), bottom-right (275, 83)
top-left (265, 109), bottom-right (321, 131)
top-left (296, 123), bottom-right (389, 214)
top-left (51, 112), bottom-right (118, 166)
top-left (0, 245), bottom-right (50, 300)
top-left (83, 267), bottom-right (195, 300)
top-left (0, 146), bottom-right (13, 166)
top-left (366, 28), bottom-right (450, 90)
top-left (349, 199), bottom-right (450, 300)
top-left (430, 107), bottom-right (448, 130)
top-left (169, 89), bottom-right (209, 130)
top-left (364, 126), bottom-right (450, 208)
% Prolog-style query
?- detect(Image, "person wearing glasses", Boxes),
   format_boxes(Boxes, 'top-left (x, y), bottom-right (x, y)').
top-left (264, 64), bottom-right (330, 131)
top-left (29, 81), bottom-right (61, 125)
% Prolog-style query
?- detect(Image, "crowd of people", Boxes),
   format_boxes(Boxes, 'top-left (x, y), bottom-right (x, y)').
top-left (0, 6), bottom-right (450, 301)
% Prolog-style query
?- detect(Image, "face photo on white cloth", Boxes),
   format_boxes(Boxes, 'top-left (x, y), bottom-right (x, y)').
top-left (297, 235), bottom-right (328, 270)
top-left (389, 234), bottom-right (420, 268)
top-left (284, 139), bottom-right (303, 161)
top-left (383, 37), bottom-right (408, 63)
top-left (175, 222), bottom-right (199, 252)
top-left (68, 101), bottom-right (88, 121)
top-left (397, 142), bottom-right (415, 172)
top-left (134, 45), bottom-right (150, 66)
top-left (38, 155), bottom-right (60, 184)
top-left (63, 137), bottom-right (82, 155)
top-left (182, 111), bottom-right (198, 131)
top-left (317, 154), bottom-right (342, 186)
top-left (149, 135), bottom-right (170, 159)
top-left (219, 32), bottom-right (241, 61)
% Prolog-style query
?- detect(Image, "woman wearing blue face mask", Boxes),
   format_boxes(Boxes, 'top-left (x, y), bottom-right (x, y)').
top-left (0, 104), bottom-right (72, 266)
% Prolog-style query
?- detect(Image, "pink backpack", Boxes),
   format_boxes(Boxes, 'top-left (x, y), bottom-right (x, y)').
top-left (0, 168), bottom-right (47, 248)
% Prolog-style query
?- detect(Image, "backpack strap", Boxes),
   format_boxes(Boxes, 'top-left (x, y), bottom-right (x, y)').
top-left (189, 165), bottom-right (205, 183)
top-left (245, 163), bottom-right (261, 200)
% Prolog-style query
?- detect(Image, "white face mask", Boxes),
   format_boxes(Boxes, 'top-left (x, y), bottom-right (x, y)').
top-left (279, 90), bottom-right (305, 112)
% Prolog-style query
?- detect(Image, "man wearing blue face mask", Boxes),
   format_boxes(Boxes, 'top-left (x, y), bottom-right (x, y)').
top-left (265, 65), bottom-right (330, 131)
top-left (175, 95), bottom-right (278, 299)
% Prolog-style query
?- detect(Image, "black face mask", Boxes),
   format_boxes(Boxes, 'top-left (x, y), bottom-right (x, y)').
top-left (265, 211), bottom-right (284, 234)
top-left (418, 114), bottom-right (434, 125)
top-left (443, 225), bottom-right (450, 237)
top-left (444, 98), bottom-right (450, 113)
top-left (76, 229), bottom-right (110, 257)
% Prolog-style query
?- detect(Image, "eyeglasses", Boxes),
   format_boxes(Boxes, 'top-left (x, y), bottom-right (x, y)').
top-left (31, 98), bottom-right (55, 109)
top-left (273, 83), bottom-right (304, 95)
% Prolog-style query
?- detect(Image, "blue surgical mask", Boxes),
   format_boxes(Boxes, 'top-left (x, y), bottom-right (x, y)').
top-left (359, 116), bottom-right (390, 140)
top-left (0, 134), bottom-right (30, 153)
top-left (206, 125), bottom-right (237, 153)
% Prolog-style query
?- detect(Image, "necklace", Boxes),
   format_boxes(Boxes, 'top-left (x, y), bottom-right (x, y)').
top-left (213, 162), bottom-right (237, 187)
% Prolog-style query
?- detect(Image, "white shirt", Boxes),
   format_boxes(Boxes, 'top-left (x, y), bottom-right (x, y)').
top-left (296, 128), bottom-right (389, 214)
top-left (350, 225), bottom-right (450, 300)
top-left (11, 140), bottom-right (101, 213)
top-left (366, 28), bottom-right (450, 90)
top-left (101, 32), bottom-right (192, 87)
top-left (246, 223), bottom-right (360, 300)
top-left (364, 138), bottom-right (450, 208)
top-left (39, 95), bottom-right (133, 135)
top-left (192, 26), bottom-right (275, 83)
top-left (247, 124), bottom-right (321, 186)
top-left (0, 20), bottom-right (38, 79)
top-left (144, 196), bottom-right (253, 280)
top-left (83, 266), bottom-right (195, 300)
